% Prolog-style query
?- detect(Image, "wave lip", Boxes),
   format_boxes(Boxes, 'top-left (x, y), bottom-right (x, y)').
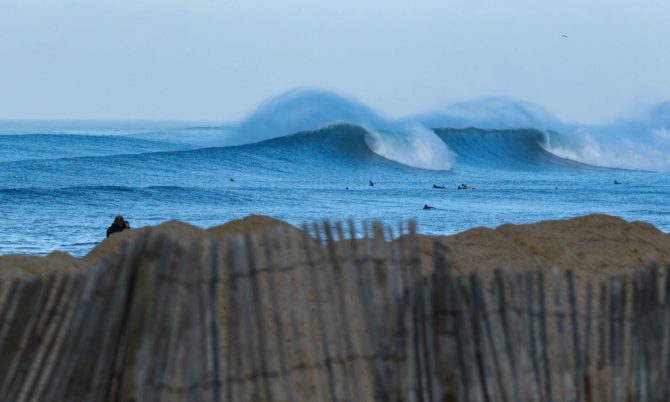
top-left (364, 124), bottom-right (455, 170)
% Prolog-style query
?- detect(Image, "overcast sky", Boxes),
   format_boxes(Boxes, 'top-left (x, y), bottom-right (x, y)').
top-left (1, 0), bottom-right (669, 123)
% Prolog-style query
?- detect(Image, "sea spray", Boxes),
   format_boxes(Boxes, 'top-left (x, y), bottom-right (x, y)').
top-left (542, 103), bottom-right (670, 172)
top-left (415, 97), bottom-right (560, 130)
top-left (229, 88), bottom-right (385, 145)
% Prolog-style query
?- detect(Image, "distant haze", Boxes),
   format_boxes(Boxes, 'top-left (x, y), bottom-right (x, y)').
top-left (1, 0), bottom-right (669, 123)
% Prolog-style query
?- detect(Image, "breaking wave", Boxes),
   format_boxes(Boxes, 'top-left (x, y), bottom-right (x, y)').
top-left (221, 89), bottom-right (670, 172)
top-left (227, 88), bottom-right (455, 170)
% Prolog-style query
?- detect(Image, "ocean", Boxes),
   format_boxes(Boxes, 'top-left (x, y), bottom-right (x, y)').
top-left (1, 90), bottom-right (669, 256)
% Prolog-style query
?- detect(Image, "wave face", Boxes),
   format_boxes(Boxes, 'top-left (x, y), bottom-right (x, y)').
top-left (435, 128), bottom-right (593, 170)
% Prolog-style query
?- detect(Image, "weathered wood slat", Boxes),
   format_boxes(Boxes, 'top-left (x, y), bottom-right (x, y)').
top-left (495, 269), bottom-right (521, 402)
top-left (567, 271), bottom-right (582, 402)
top-left (583, 281), bottom-right (593, 402)
top-left (537, 270), bottom-right (553, 402)
top-left (662, 265), bottom-right (670, 402)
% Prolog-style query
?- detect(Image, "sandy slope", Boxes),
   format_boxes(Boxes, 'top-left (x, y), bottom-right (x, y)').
top-left (416, 214), bottom-right (670, 284)
top-left (1, 214), bottom-right (669, 281)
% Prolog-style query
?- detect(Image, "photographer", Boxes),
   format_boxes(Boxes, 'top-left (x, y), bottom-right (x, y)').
top-left (106, 215), bottom-right (130, 238)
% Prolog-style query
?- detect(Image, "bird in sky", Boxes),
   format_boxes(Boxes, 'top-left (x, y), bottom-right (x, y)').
top-left (561, 34), bottom-right (568, 38)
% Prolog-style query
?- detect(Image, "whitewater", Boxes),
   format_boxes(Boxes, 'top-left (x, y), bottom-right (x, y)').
top-left (1, 89), bottom-right (669, 255)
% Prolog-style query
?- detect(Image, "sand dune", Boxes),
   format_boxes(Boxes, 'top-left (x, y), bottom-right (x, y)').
top-left (416, 214), bottom-right (670, 283)
top-left (2, 214), bottom-right (669, 281)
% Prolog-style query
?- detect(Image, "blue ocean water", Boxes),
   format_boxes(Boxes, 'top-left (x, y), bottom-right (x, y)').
top-left (1, 91), bottom-right (669, 256)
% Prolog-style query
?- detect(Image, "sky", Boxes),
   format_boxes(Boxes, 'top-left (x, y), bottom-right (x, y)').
top-left (1, 0), bottom-right (669, 123)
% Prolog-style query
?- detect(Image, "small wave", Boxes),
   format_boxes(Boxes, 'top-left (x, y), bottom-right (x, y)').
top-left (61, 242), bottom-right (98, 247)
top-left (0, 133), bottom-right (195, 164)
top-left (0, 185), bottom-right (137, 196)
top-left (0, 185), bottom-right (253, 201)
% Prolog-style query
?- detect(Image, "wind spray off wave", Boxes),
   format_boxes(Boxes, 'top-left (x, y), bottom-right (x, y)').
top-left (542, 103), bottom-right (670, 172)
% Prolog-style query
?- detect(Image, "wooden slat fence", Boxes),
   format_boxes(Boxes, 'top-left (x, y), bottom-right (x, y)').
top-left (432, 244), bottom-right (670, 402)
top-left (0, 221), bottom-right (669, 402)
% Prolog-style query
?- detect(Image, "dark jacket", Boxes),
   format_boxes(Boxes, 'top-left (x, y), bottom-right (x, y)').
top-left (106, 223), bottom-right (127, 238)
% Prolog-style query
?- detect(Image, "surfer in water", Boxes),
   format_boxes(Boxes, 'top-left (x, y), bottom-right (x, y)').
top-left (433, 184), bottom-right (445, 189)
top-left (369, 179), bottom-right (374, 187)
top-left (423, 204), bottom-right (436, 210)
top-left (614, 180), bottom-right (621, 185)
